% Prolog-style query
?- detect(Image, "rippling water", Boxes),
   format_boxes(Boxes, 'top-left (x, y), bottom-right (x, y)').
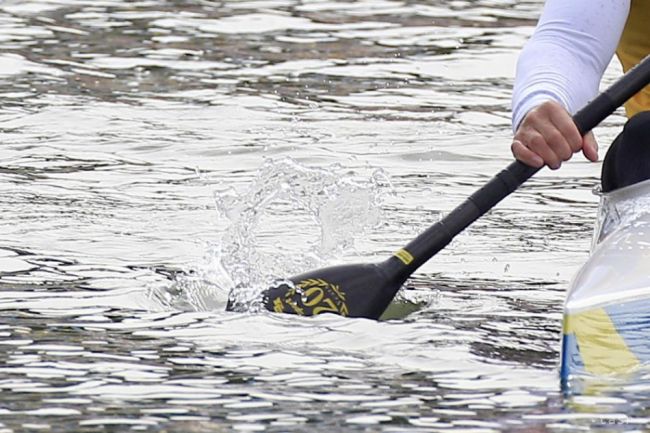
top-left (0, 1), bottom-right (642, 432)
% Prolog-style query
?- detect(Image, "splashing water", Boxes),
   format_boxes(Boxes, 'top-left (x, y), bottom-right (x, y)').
top-left (151, 157), bottom-right (391, 312)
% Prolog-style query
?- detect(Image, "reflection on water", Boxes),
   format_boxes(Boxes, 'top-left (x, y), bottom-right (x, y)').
top-left (0, 0), bottom-right (639, 432)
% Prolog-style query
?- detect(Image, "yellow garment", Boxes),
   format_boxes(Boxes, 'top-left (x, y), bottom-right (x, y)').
top-left (616, 0), bottom-right (650, 117)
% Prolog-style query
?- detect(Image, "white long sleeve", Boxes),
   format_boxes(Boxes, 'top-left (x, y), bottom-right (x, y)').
top-left (511, 0), bottom-right (630, 131)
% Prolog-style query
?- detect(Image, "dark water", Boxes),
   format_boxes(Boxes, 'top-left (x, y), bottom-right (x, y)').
top-left (0, 1), bottom-right (643, 432)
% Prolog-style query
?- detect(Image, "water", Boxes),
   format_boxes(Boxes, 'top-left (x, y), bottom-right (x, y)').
top-left (0, 0), bottom-right (643, 431)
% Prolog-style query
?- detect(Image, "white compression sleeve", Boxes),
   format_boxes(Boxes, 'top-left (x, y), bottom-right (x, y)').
top-left (511, 0), bottom-right (630, 131)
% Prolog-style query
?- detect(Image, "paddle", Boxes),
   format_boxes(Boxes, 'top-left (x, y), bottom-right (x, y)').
top-left (227, 55), bottom-right (650, 320)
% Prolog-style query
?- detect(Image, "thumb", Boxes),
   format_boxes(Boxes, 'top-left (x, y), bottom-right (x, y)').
top-left (582, 131), bottom-right (599, 162)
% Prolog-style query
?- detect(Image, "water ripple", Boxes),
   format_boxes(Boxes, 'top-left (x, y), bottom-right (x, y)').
top-left (0, 0), bottom-right (636, 431)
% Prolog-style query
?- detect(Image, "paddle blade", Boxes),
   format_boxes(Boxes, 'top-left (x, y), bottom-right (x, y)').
top-left (260, 262), bottom-right (403, 320)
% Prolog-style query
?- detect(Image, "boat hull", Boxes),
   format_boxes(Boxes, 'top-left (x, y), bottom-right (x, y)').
top-left (561, 179), bottom-right (650, 380)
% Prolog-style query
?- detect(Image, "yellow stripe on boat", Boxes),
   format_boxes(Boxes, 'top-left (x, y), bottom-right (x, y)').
top-left (563, 307), bottom-right (639, 375)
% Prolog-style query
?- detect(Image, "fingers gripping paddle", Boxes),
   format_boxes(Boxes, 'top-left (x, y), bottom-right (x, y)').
top-left (226, 55), bottom-right (650, 320)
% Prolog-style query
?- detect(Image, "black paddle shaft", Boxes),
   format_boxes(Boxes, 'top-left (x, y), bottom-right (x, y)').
top-left (243, 55), bottom-right (650, 319)
top-left (385, 54), bottom-right (650, 282)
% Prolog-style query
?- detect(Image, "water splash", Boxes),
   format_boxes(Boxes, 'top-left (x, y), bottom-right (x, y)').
top-left (153, 157), bottom-right (391, 312)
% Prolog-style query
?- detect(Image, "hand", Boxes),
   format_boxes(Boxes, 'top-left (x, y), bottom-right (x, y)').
top-left (511, 100), bottom-right (598, 169)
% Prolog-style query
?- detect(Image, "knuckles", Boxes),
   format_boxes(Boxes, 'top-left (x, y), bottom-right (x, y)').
top-left (513, 101), bottom-right (593, 168)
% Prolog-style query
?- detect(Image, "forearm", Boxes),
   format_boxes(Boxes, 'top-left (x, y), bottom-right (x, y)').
top-left (512, 0), bottom-right (630, 131)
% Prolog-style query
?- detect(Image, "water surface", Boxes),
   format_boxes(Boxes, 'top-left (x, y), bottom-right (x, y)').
top-left (0, 1), bottom-right (642, 432)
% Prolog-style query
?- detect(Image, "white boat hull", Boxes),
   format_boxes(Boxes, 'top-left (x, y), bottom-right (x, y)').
top-left (561, 179), bottom-right (650, 380)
